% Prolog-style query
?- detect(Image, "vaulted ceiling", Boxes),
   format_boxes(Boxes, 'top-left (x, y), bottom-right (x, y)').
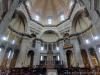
top-left (26, 0), bottom-right (75, 25)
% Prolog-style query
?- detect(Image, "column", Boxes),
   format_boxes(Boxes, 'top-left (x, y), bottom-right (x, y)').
top-left (71, 38), bottom-right (84, 67)
top-left (59, 40), bottom-right (67, 67)
top-left (33, 40), bottom-right (41, 65)
top-left (15, 38), bottom-right (31, 67)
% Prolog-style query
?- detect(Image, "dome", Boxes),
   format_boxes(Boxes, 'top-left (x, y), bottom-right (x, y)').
top-left (25, 0), bottom-right (75, 25)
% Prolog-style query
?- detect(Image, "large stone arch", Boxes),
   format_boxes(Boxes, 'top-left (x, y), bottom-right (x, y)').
top-left (71, 9), bottom-right (91, 34)
top-left (12, 10), bottom-right (28, 32)
top-left (38, 28), bottom-right (62, 39)
top-left (71, 9), bottom-right (84, 33)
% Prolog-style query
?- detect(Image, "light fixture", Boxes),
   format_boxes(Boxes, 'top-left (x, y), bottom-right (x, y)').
top-left (56, 47), bottom-right (59, 51)
top-left (11, 40), bottom-right (16, 44)
top-left (85, 39), bottom-right (90, 44)
top-left (41, 47), bottom-right (44, 51)
top-left (93, 36), bottom-right (99, 40)
top-left (2, 36), bottom-right (8, 41)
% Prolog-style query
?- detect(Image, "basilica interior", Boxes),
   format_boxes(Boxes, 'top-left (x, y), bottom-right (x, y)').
top-left (0, 0), bottom-right (100, 75)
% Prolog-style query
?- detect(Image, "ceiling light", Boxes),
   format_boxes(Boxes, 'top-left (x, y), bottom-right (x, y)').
top-left (85, 39), bottom-right (90, 44)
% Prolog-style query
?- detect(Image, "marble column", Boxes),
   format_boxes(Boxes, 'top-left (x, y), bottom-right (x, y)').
top-left (59, 40), bottom-right (68, 67)
top-left (15, 38), bottom-right (32, 67)
top-left (71, 38), bottom-right (84, 67)
top-left (33, 40), bottom-right (41, 65)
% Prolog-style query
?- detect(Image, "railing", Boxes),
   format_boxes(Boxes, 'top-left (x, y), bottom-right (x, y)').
top-left (40, 61), bottom-right (62, 65)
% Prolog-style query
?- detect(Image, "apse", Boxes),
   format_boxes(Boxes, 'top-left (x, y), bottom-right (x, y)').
top-left (41, 30), bottom-right (59, 42)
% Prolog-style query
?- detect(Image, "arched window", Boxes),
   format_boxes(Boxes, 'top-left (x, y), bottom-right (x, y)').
top-left (48, 16), bottom-right (52, 25)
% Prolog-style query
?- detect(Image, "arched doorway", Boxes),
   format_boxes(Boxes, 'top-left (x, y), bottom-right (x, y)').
top-left (27, 50), bottom-right (34, 67)
top-left (81, 49), bottom-right (90, 68)
top-left (88, 47), bottom-right (99, 67)
top-left (10, 49), bottom-right (20, 68)
top-left (66, 50), bottom-right (73, 67)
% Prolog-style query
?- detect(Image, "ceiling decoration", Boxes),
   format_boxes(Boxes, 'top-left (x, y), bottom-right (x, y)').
top-left (25, 0), bottom-right (75, 25)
